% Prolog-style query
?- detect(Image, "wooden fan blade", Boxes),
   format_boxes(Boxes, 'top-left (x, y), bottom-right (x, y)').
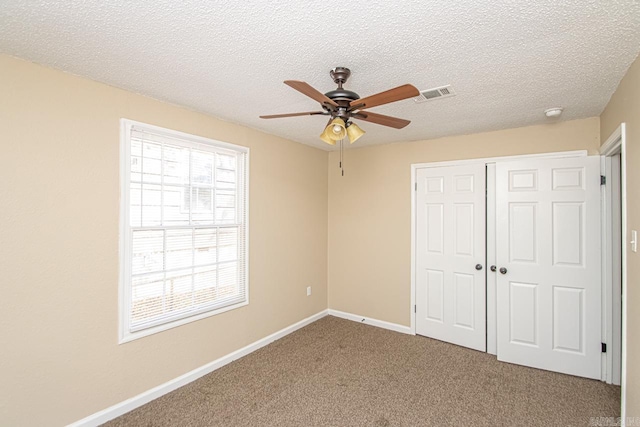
top-left (284, 80), bottom-right (339, 107)
top-left (352, 111), bottom-right (411, 129)
top-left (350, 84), bottom-right (419, 110)
top-left (260, 111), bottom-right (325, 119)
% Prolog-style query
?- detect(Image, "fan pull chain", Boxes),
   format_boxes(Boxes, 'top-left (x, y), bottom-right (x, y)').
top-left (340, 138), bottom-right (345, 176)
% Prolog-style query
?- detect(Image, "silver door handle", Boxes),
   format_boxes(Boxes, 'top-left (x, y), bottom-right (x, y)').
top-left (499, 267), bottom-right (507, 274)
top-left (475, 264), bottom-right (483, 270)
top-left (490, 265), bottom-right (497, 272)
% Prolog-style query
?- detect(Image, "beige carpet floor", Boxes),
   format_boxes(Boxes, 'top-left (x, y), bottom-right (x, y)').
top-left (104, 316), bottom-right (620, 426)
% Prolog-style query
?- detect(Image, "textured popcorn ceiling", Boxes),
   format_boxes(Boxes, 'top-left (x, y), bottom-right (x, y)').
top-left (1, 1), bottom-right (639, 150)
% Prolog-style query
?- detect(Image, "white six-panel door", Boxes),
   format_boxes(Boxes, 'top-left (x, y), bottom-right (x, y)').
top-left (495, 156), bottom-right (601, 379)
top-left (415, 164), bottom-right (486, 351)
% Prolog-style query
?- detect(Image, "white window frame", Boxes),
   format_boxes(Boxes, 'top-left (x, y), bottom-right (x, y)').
top-left (118, 119), bottom-right (250, 343)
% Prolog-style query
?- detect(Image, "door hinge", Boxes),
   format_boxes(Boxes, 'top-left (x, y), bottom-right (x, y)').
top-left (415, 182), bottom-right (417, 191)
top-left (414, 304), bottom-right (417, 313)
top-left (601, 175), bottom-right (606, 185)
top-left (602, 342), bottom-right (607, 353)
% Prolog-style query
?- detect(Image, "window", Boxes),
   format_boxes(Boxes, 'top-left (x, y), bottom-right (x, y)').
top-left (119, 119), bottom-right (249, 342)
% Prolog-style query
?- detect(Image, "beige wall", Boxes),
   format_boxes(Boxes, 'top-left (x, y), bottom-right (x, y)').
top-left (327, 118), bottom-right (600, 325)
top-left (600, 54), bottom-right (640, 417)
top-left (0, 55), bottom-right (328, 426)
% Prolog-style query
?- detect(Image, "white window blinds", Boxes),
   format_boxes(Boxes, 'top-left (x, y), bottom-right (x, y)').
top-left (120, 121), bottom-right (248, 341)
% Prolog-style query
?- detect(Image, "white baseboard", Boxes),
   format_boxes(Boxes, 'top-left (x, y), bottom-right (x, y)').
top-left (68, 309), bottom-right (329, 427)
top-left (328, 309), bottom-right (413, 335)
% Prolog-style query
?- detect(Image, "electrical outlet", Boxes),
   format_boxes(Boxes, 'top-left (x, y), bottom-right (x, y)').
top-left (306, 286), bottom-right (312, 296)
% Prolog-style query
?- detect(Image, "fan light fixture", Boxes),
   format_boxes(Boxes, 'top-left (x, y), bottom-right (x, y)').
top-left (319, 118), bottom-right (365, 145)
top-left (319, 118), bottom-right (346, 145)
top-left (346, 122), bottom-right (365, 144)
top-left (320, 130), bottom-right (336, 145)
top-left (322, 118), bottom-right (347, 141)
top-left (319, 126), bottom-right (336, 145)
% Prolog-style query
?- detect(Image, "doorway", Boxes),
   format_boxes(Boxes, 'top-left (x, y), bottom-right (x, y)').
top-left (600, 124), bottom-right (627, 424)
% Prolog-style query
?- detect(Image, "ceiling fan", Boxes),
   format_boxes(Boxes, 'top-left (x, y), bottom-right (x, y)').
top-left (260, 67), bottom-right (419, 145)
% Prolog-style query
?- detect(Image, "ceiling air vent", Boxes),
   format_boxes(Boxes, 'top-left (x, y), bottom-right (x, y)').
top-left (414, 85), bottom-right (456, 103)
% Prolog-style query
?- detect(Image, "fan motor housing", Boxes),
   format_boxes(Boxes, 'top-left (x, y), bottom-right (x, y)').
top-left (324, 89), bottom-right (360, 103)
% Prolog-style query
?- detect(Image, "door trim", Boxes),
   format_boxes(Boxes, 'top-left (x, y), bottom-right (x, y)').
top-left (600, 124), bottom-right (627, 418)
top-left (486, 164), bottom-right (497, 355)
top-left (601, 153), bottom-right (622, 385)
top-left (410, 150), bottom-right (588, 335)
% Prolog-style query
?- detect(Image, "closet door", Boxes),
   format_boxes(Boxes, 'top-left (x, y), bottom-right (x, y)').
top-left (415, 164), bottom-right (486, 351)
top-left (495, 156), bottom-right (601, 379)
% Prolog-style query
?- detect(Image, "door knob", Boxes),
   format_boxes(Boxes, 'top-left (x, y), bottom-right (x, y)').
top-left (490, 265), bottom-right (497, 272)
top-left (475, 264), bottom-right (483, 270)
top-left (499, 267), bottom-right (507, 274)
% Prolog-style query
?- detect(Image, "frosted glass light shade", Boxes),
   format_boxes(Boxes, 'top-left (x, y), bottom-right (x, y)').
top-left (319, 126), bottom-right (337, 145)
top-left (327, 118), bottom-right (346, 140)
top-left (346, 122), bottom-right (365, 144)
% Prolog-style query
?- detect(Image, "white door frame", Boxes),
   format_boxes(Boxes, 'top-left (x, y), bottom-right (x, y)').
top-left (411, 150), bottom-right (587, 339)
top-left (601, 152), bottom-right (622, 384)
top-left (600, 124), bottom-right (627, 417)
top-left (486, 164), bottom-right (497, 354)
